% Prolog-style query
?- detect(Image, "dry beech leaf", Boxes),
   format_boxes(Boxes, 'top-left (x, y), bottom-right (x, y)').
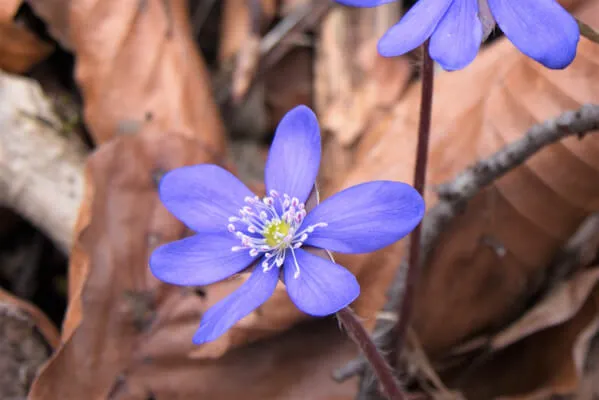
top-left (28, 131), bottom-right (357, 400)
top-left (311, 0), bottom-right (599, 397)
top-left (219, 0), bottom-right (276, 64)
top-left (443, 287), bottom-right (599, 400)
top-left (316, 3), bottom-right (409, 147)
top-left (491, 268), bottom-right (599, 350)
top-left (315, 3), bottom-right (411, 194)
top-left (433, 268), bottom-right (599, 399)
top-left (327, 0), bottom-right (599, 349)
top-left (0, 288), bottom-right (59, 399)
top-left (0, 2), bottom-right (54, 74)
top-left (24, 0), bottom-right (599, 399)
top-left (27, 0), bottom-right (226, 146)
top-left (23, 0), bottom-right (354, 397)
top-left (0, 0), bottom-right (54, 73)
top-left (0, 287), bottom-right (60, 349)
top-left (0, 0), bottom-right (22, 20)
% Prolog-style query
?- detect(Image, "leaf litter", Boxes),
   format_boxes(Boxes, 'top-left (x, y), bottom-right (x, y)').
top-left (0, 0), bottom-right (598, 399)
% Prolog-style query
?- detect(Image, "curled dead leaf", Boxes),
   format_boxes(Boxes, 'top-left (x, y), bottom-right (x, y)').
top-left (0, 6), bottom-right (54, 74)
top-left (0, 287), bottom-right (60, 349)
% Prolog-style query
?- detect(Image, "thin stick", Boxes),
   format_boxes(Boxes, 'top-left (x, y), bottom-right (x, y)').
top-left (337, 308), bottom-right (405, 400)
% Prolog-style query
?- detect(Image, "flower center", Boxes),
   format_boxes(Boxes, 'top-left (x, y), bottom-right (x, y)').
top-left (227, 190), bottom-right (327, 278)
top-left (263, 220), bottom-right (291, 248)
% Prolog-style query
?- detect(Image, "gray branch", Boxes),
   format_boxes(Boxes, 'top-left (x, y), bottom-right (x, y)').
top-left (335, 104), bottom-right (599, 394)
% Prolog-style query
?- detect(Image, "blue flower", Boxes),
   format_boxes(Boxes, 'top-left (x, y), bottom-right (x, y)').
top-left (150, 105), bottom-right (425, 344)
top-left (336, 0), bottom-right (579, 70)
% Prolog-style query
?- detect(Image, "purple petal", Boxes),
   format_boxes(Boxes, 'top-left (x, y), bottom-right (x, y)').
top-left (264, 105), bottom-right (321, 204)
top-left (302, 181), bottom-right (424, 253)
top-left (430, 0), bottom-right (483, 70)
top-left (193, 265), bottom-right (279, 344)
top-left (335, 0), bottom-right (396, 6)
top-left (284, 248), bottom-right (359, 316)
top-left (159, 164), bottom-right (254, 234)
top-left (377, 0), bottom-right (454, 57)
top-left (150, 233), bottom-right (256, 286)
top-left (488, 0), bottom-right (579, 69)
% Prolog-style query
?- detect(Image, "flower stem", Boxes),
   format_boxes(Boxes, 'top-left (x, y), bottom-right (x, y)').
top-left (394, 42), bottom-right (434, 360)
top-left (337, 307), bottom-right (405, 400)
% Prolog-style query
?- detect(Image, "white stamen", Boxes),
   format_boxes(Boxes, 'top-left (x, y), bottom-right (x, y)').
top-left (227, 191), bottom-right (328, 279)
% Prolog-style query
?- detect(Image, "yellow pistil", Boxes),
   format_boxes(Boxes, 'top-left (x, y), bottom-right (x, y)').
top-left (263, 220), bottom-right (291, 247)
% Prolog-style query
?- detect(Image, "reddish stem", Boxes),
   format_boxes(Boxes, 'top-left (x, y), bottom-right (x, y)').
top-left (394, 41), bottom-right (435, 359)
top-left (337, 308), bottom-right (405, 400)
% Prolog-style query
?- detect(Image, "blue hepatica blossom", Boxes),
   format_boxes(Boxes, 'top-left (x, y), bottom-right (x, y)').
top-left (150, 105), bottom-right (425, 344)
top-left (336, 0), bottom-right (580, 70)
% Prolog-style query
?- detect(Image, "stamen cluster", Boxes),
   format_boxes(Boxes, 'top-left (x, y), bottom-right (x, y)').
top-left (228, 190), bottom-right (327, 278)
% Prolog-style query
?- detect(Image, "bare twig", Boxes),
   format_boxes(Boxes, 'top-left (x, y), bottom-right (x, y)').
top-left (335, 104), bottom-right (599, 388)
top-left (216, 0), bottom-right (334, 104)
top-left (421, 103), bottom-right (599, 263)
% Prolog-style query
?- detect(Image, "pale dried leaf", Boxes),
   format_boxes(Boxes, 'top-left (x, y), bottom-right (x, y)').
top-left (492, 269), bottom-right (599, 350)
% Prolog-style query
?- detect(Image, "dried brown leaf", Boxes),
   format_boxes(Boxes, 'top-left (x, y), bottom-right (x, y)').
top-left (0, 0), bottom-right (21, 21)
top-left (0, 287), bottom-right (60, 349)
top-left (316, 4), bottom-right (409, 147)
top-left (25, 136), bottom-right (356, 398)
top-left (315, 3), bottom-right (410, 193)
top-left (492, 268), bottom-right (599, 350)
top-left (28, 0), bottom-right (227, 146)
top-left (443, 286), bottom-right (599, 400)
top-left (0, 289), bottom-right (57, 399)
top-left (24, 0), bottom-right (356, 397)
top-left (0, 22), bottom-right (53, 73)
top-left (219, 0), bottom-right (276, 63)
top-left (328, 0), bottom-right (599, 352)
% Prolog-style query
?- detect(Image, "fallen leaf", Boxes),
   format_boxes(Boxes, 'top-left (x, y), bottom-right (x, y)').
top-left (25, 137), bottom-right (357, 398)
top-left (0, 287), bottom-right (60, 349)
top-left (491, 268), bottom-right (599, 350)
top-left (0, 0), bottom-right (22, 21)
top-left (0, 288), bottom-right (58, 399)
top-left (442, 284), bottom-right (599, 399)
top-left (0, 1), bottom-right (54, 74)
top-left (327, 0), bottom-right (599, 353)
top-left (27, 0), bottom-right (227, 146)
